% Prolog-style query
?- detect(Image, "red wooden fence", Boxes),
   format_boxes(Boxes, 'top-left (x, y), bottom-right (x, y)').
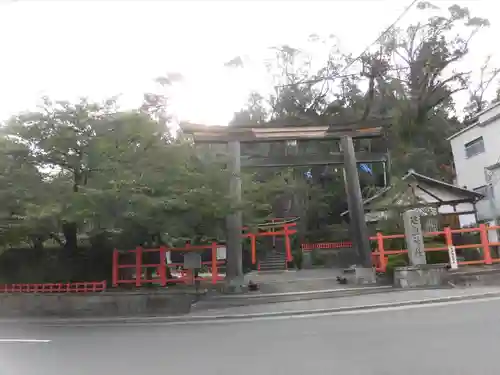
top-left (301, 224), bottom-right (500, 272)
top-left (5, 224), bottom-right (500, 293)
top-left (112, 243), bottom-right (224, 287)
top-left (371, 224), bottom-right (500, 272)
top-left (0, 281), bottom-right (106, 293)
top-left (301, 241), bottom-right (352, 251)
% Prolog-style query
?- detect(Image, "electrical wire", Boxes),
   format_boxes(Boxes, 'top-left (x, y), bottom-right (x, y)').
top-left (278, 0), bottom-right (419, 88)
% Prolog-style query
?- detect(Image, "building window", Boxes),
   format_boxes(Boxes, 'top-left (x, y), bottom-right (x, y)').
top-left (464, 137), bottom-right (485, 158)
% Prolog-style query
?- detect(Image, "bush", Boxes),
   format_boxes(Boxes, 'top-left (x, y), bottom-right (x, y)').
top-left (311, 249), bottom-right (325, 266)
top-left (426, 250), bottom-right (450, 264)
top-left (291, 249), bottom-right (303, 269)
top-left (385, 254), bottom-right (409, 281)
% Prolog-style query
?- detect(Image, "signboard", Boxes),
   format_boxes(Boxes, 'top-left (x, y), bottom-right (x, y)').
top-left (216, 246), bottom-right (227, 260)
top-left (183, 252), bottom-right (202, 269)
top-left (403, 209), bottom-right (427, 266)
top-left (448, 246), bottom-right (458, 269)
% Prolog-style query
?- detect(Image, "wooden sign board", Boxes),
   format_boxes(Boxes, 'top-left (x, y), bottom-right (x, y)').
top-left (183, 252), bottom-right (202, 269)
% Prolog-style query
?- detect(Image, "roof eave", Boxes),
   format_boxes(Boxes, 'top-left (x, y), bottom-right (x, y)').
top-left (446, 122), bottom-right (478, 141)
top-left (340, 170), bottom-right (483, 216)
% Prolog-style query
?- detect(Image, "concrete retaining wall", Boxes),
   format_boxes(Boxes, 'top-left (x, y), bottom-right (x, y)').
top-left (394, 264), bottom-right (448, 288)
top-left (0, 291), bottom-right (196, 318)
top-left (444, 266), bottom-right (500, 286)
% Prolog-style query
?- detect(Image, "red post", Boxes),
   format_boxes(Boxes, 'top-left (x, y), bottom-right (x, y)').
top-left (250, 234), bottom-right (256, 264)
top-left (272, 218), bottom-right (276, 248)
top-left (185, 242), bottom-right (192, 285)
top-left (135, 246), bottom-right (143, 287)
top-left (284, 224), bottom-right (292, 262)
top-left (444, 227), bottom-right (453, 260)
top-left (211, 242), bottom-right (218, 285)
top-left (112, 249), bottom-right (119, 287)
top-left (376, 232), bottom-right (387, 272)
top-left (159, 246), bottom-right (167, 286)
top-left (480, 223), bottom-right (493, 265)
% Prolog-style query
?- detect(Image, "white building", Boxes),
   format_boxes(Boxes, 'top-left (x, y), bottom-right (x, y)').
top-left (448, 102), bottom-right (500, 227)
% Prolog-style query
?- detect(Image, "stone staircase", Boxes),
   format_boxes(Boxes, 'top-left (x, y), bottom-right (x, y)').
top-left (259, 251), bottom-right (287, 271)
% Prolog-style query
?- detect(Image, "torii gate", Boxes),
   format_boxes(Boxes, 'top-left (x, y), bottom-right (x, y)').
top-left (180, 121), bottom-right (389, 291)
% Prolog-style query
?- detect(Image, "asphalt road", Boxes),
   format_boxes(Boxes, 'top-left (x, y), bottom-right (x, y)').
top-left (1, 297), bottom-right (500, 375)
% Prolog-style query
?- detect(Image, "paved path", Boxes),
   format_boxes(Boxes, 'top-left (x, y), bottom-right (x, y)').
top-left (246, 269), bottom-right (346, 293)
top-left (2, 289), bottom-right (500, 374)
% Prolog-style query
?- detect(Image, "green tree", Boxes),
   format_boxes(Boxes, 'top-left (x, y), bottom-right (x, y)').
top-left (0, 135), bottom-right (44, 247)
top-left (0, 97), bottom-right (239, 280)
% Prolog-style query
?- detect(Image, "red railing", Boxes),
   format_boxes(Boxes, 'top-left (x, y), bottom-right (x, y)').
top-left (371, 224), bottom-right (500, 272)
top-left (301, 241), bottom-right (353, 251)
top-left (112, 243), bottom-right (224, 287)
top-left (0, 281), bottom-right (106, 293)
top-left (298, 224), bottom-right (500, 273)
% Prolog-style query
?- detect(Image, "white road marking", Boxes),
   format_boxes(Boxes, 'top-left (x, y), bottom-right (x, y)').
top-left (0, 339), bottom-right (51, 343)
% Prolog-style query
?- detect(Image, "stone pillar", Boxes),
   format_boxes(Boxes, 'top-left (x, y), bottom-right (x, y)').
top-left (302, 250), bottom-right (313, 269)
top-left (341, 136), bottom-right (372, 268)
top-left (341, 136), bottom-right (376, 284)
top-left (403, 209), bottom-right (427, 266)
top-left (225, 140), bottom-right (244, 293)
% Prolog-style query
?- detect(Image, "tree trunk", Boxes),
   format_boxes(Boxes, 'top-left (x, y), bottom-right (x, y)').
top-left (62, 222), bottom-right (78, 252)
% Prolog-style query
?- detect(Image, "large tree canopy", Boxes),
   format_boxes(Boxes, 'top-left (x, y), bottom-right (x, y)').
top-left (226, 2), bottom-right (499, 239)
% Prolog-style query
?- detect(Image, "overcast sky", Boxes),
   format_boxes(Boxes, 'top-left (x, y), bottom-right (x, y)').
top-left (0, 0), bottom-right (497, 125)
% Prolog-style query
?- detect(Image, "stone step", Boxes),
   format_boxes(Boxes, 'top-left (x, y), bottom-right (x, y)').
top-left (260, 258), bottom-right (286, 265)
top-left (259, 263), bottom-right (287, 271)
top-left (263, 254), bottom-right (286, 259)
top-left (262, 257), bottom-right (286, 262)
top-left (259, 262), bottom-right (286, 267)
top-left (259, 251), bottom-right (287, 271)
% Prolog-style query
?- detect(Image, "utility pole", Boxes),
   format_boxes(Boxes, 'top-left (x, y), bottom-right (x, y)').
top-left (225, 140), bottom-right (244, 292)
top-left (341, 135), bottom-right (372, 268)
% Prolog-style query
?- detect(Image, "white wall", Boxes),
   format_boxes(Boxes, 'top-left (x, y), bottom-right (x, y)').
top-left (450, 107), bottom-right (500, 221)
top-left (450, 125), bottom-right (500, 189)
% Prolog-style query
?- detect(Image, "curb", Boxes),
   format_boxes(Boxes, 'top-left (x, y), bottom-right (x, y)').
top-left (207, 285), bottom-right (392, 299)
top-left (167, 290), bottom-right (500, 323)
top-left (10, 289), bottom-right (500, 326)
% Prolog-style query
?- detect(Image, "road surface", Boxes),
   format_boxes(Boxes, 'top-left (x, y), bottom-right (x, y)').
top-left (1, 297), bottom-right (500, 375)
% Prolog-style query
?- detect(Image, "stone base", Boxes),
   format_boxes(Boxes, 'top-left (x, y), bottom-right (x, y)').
top-left (301, 252), bottom-right (313, 269)
top-left (394, 264), bottom-right (448, 288)
top-left (346, 267), bottom-right (377, 285)
top-left (444, 266), bottom-right (500, 287)
top-left (223, 276), bottom-right (246, 294)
